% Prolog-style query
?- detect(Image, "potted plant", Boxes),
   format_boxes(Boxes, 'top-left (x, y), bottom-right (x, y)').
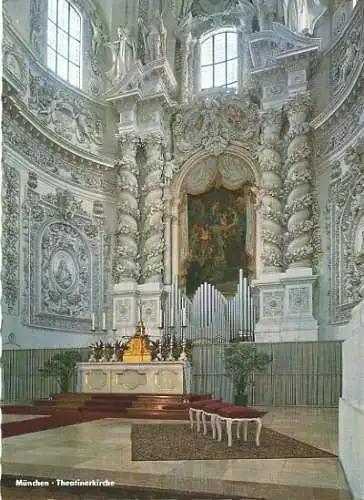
top-left (39, 350), bottom-right (82, 394)
top-left (224, 342), bottom-right (272, 405)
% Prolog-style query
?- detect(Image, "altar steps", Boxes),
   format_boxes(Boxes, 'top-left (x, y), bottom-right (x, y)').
top-left (30, 393), bottom-right (211, 420)
top-left (33, 393), bottom-right (91, 412)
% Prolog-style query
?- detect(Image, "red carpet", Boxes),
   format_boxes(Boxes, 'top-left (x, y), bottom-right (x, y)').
top-left (2, 412), bottom-right (104, 438)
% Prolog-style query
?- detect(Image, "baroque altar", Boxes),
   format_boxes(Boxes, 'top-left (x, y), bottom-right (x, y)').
top-left (75, 361), bottom-right (191, 394)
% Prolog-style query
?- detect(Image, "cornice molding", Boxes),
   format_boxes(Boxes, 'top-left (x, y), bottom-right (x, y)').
top-left (3, 88), bottom-right (115, 169)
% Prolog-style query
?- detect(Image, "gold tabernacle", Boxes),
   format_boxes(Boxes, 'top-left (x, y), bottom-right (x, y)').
top-left (122, 320), bottom-right (152, 363)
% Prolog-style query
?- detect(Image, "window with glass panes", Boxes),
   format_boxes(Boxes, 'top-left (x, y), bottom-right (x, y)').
top-left (47, 0), bottom-right (81, 88)
top-left (200, 30), bottom-right (238, 90)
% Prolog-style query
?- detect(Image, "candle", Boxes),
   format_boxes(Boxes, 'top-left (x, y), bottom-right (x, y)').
top-left (112, 314), bottom-right (116, 331)
top-left (102, 312), bottom-right (106, 330)
top-left (91, 313), bottom-right (95, 330)
top-left (159, 308), bottom-right (163, 329)
top-left (170, 306), bottom-right (174, 328)
top-left (181, 307), bottom-right (187, 327)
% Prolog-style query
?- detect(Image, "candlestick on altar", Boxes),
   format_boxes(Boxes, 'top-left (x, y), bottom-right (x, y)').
top-left (179, 325), bottom-right (188, 361)
top-left (102, 312), bottom-right (106, 330)
top-left (167, 327), bottom-right (174, 361)
top-left (157, 330), bottom-right (163, 361)
top-left (91, 313), bottom-right (95, 330)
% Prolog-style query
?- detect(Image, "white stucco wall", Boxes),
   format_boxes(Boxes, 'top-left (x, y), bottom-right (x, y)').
top-left (339, 299), bottom-right (364, 500)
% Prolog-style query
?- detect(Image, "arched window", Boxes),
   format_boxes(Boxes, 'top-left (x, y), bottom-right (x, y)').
top-left (47, 0), bottom-right (81, 88)
top-left (200, 29), bottom-right (238, 90)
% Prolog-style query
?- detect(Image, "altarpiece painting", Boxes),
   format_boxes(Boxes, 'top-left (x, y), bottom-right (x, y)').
top-left (185, 186), bottom-right (255, 295)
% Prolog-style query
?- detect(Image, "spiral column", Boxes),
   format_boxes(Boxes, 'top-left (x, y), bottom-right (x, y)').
top-left (140, 133), bottom-right (165, 283)
top-left (284, 94), bottom-right (313, 268)
top-left (113, 133), bottom-right (139, 283)
top-left (258, 109), bottom-right (283, 272)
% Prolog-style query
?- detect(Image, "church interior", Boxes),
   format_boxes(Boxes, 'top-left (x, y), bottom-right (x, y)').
top-left (1, 0), bottom-right (364, 499)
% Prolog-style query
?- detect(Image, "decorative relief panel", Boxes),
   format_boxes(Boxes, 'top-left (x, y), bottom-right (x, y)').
top-left (3, 20), bottom-right (108, 157)
top-left (22, 186), bottom-right (104, 331)
top-left (2, 164), bottom-right (20, 313)
top-left (2, 108), bottom-right (106, 192)
top-left (85, 370), bottom-right (108, 391)
top-left (116, 370), bottom-right (147, 390)
top-left (287, 287), bottom-right (311, 316)
top-left (173, 91), bottom-right (259, 161)
top-left (313, 87), bottom-right (364, 163)
top-left (326, 138), bottom-right (364, 323)
top-left (27, 68), bottom-right (105, 152)
top-left (154, 370), bottom-right (178, 391)
top-left (330, 7), bottom-right (363, 98)
top-left (262, 291), bottom-right (284, 318)
top-left (114, 298), bottom-right (133, 324)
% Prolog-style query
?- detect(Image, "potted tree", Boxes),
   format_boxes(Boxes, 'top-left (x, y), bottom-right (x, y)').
top-left (39, 350), bottom-right (82, 395)
top-left (224, 342), bottom-right (272, 405)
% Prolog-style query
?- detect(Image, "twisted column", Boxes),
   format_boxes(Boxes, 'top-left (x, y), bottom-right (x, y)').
top-left (258, 109), bottom-right (283, 272)
top-left (140, 133), bottom-right (165, 282)
top-left (113, 133), bottom-right (139, 283)
top-left (284, 94), bottom-right (313, 268)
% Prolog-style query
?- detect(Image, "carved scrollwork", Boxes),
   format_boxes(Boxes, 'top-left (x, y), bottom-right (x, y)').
top-left (327, 137), bottom-right (364, 323)
top-left (3, 164), bottom-right (20, 312)
top-left (330, 8), bottom-right (364, 97)
top-left (173, 92), bottom-right (259, 160)
top-left (22, 185), bottom-right (103, 330)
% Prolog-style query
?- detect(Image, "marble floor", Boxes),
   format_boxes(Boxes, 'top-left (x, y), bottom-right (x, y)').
top-left (2, 414), bottom-right (50, 423)
top-left (2, 408), bottom-right (352, 500)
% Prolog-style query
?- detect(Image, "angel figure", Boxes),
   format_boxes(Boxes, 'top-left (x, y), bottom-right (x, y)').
top-left (90, 12), bottom-right (104, 55)
top-left (340, 37), bottom-right (359, 84)
top-left (107, 26), bottom-right (136, 80)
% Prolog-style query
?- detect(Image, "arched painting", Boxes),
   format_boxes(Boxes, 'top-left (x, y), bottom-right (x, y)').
top-left (186, 187), bottom-right (249, 295)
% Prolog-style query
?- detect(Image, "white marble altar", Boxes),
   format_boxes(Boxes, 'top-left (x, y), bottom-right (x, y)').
top-left (76, 361), bottom-right (191, 394)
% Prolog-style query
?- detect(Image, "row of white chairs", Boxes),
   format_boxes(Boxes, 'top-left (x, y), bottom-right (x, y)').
top-left (189, 406), bottom-right (263, 447)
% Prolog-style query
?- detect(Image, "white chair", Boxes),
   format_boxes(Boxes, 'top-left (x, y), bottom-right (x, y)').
top-left (189, 407), bottom-right (204, 432)
top-left (215, 415), bottom-right (263, 447)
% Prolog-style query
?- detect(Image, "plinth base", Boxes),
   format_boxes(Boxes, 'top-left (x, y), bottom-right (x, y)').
top-left (252, 268), bottom-right (318, 343)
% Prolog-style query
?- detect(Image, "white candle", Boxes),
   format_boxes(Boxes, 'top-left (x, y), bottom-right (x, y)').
top-left (159, 308), bottom-right (163, 329)
top-left (112, 314), bottom-right (116, 331)
top-left (181, 307), bottom-right (187, 327)
top-left (91, 313), bottom-right (95, 330)
top-left (170, 306), bottom-right (174, 328)
top-left (102, 312), bottom-right (106, 330)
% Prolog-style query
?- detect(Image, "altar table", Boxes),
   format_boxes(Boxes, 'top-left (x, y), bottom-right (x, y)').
top-left (75, 361), bottom-right (192, 394)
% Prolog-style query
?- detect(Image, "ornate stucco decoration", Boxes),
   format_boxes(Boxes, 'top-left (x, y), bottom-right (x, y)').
top-left (172, 90), bottom-right (259, 162)
top-left (183, 154), bottom-right (255, 195)
top-left (312, 74), bottom-right (364, 164)
top-left (3, 164), bottom-right (20, 313)
top-left (310, 3), bottom-right (363, 123)
top-left (283, 92), bottom-right (314, 268)
top-left (26, 66), bottom-right (105, 154)
top-left (106, 58), bottom-right (177, 104)
top-left (2, 106), bottom-right (109, 192)
top-left (2, 20), bottom-right (111, 164)
top-left (257, 109), bottom-right (283, 271)
top-left (248, 23), bottom-right (321, 73)
top-left (113, 135), bottom-right (140, 283)
top-left (329, 6), bottom-right (364, 99)
top-left (22, 183), bottom-right (105, 331)
top-left (326, 137), bottom-right (364, 323)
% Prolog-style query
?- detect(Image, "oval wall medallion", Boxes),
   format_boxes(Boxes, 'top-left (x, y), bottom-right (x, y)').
top-left (50, 250), bottom-right (77, 292)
